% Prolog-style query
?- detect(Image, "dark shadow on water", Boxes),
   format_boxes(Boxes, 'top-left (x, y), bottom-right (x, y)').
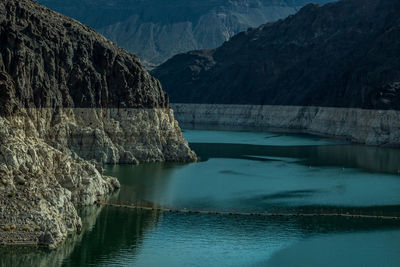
top-left (190, 143), bottom-right (400, 175)
top-left (61, 207), bottom-right (160, 266)
top-left (104, 162), bottom-right (187, 204)
top-left (244, 189), bottom-right (326, 202)
top-left (264, 135), bottom-right (284, 139)
top-left (218, 170), bottom-right (264, 177)
top-left (240, 155), bottom-right (283, 162)
top-left (0, 206), bottom-right (161, 267)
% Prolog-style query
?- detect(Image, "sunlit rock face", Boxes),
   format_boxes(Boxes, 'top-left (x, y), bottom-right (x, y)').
top-left (37, 0), bottom-right (332, 67)
top-left (0, 0), bottom-right (196, 248)
top-left (171, 104), bottom-right (400, 146)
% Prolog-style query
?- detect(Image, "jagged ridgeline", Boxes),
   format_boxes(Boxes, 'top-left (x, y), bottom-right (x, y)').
top-left (37, 0), bottom-right (332, 67)
top-left (0, 0), bottom-right (195, 248)
top-left (153, 0), bottom-right (400, 110)
top-left (1, 1), bottom-right (167, 112)
top-left (0, 0), bottom-right (196, 162)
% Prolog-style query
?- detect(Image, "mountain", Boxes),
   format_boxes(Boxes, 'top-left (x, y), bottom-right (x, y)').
top-left (37, 0), bottom-right (332, 67)
top-left (0, 0), bottom-right (195, 247)
top-left (153, 0), bottom-right (400, 110)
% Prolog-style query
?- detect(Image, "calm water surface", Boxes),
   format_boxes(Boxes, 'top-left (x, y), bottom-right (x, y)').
top-left (2, 127), bottom-right (400, 266)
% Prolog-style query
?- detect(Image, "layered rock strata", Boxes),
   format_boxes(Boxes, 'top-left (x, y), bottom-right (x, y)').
top-left (171, 104), bottom-right (400, 146)
top-left (0, 0), bottom-right (196, 248)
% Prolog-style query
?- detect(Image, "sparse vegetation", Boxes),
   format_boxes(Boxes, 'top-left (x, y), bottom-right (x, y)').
top-left (17, 178), bottom-right (26, 185)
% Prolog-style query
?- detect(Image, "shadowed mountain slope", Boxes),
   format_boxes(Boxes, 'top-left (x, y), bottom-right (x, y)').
top-left (38, 0), bottom-right (332, 67)
top-left (153, 0), bottom-right (400, 110)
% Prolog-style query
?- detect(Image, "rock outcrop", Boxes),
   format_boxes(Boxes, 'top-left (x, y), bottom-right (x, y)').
top-left (0, 0), bottom-right (196, 247)
top-left (153, 0), bottom-right (400, 111)
top-left (37, 0), bottom-right (332, 68)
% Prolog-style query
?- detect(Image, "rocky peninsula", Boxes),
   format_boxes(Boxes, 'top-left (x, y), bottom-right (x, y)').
top-left (0, 0), bottom-right (196, 248)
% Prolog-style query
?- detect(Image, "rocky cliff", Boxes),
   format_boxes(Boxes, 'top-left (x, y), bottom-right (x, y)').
top-left (153, 0), bottom-right (400, 110)
top-left (172, 104), bottom-right (400, 146)
top-left (37, 0), bottom-right (332, 68)
top-left (0, 0), bottom-right (196, 248)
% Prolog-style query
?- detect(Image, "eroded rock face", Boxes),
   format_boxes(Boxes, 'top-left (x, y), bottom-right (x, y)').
top-left (0, 0), bottom-right (196, 247)
top-left (171, 104), bottom-right (400, 146)
top-left (0, 0), bottom-right (167, 112)
top-left (0, 112), bottom-right (120, 248)
top-left (0, 205), bottom-right (103, 266)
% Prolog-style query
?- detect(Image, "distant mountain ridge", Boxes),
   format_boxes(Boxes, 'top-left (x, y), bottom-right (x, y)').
top-left (153, 0), bottom-right (400, 110)
top-left (38, 0), bottom-right (332, 67)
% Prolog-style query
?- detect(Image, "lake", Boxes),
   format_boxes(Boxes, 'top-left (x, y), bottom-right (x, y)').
top-left (2, 127), bottom-right (400, 266)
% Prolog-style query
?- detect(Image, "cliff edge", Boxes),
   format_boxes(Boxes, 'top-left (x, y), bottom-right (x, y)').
top-left (0, 0), bottom-right (196, 248)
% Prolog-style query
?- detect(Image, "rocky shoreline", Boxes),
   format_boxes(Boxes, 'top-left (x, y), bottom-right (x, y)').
top-left (171, 103), bottom-right (400, 146)
top-left (0, 105), bottom-right (196, 248)
top-left (0, 0), bottom-right (196, 248)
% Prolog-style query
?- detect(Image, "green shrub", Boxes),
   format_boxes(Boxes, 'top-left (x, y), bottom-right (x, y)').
top-left (16, 178), bottom-right (26, 185)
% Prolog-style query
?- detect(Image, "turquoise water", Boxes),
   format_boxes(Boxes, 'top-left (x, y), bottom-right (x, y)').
top-left (180, 128), bottom-right (343, 146)
top-left (1, 128), bottom-right (400, 266)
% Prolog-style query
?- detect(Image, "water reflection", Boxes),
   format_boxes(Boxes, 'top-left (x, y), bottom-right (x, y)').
top-left (2, 128), bottom-right (400, 266)
top-left (0, 205), bottom-right (103, 267)
top-left (103, 156), bottom-right (400, 213)
top-left (62, 207), bottom-right (160, 266)
top-left (106, 163), bottom-right (186, 205)
top-left (71, 213), bottom-right (400, 266)
top-left (4, 209), bottom-right (396, 266)
top-left (0, 205), bottom-right (161, 267)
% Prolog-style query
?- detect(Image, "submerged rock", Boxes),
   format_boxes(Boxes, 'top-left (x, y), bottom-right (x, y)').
top-left (0, 0), bottom-right (196, 247)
